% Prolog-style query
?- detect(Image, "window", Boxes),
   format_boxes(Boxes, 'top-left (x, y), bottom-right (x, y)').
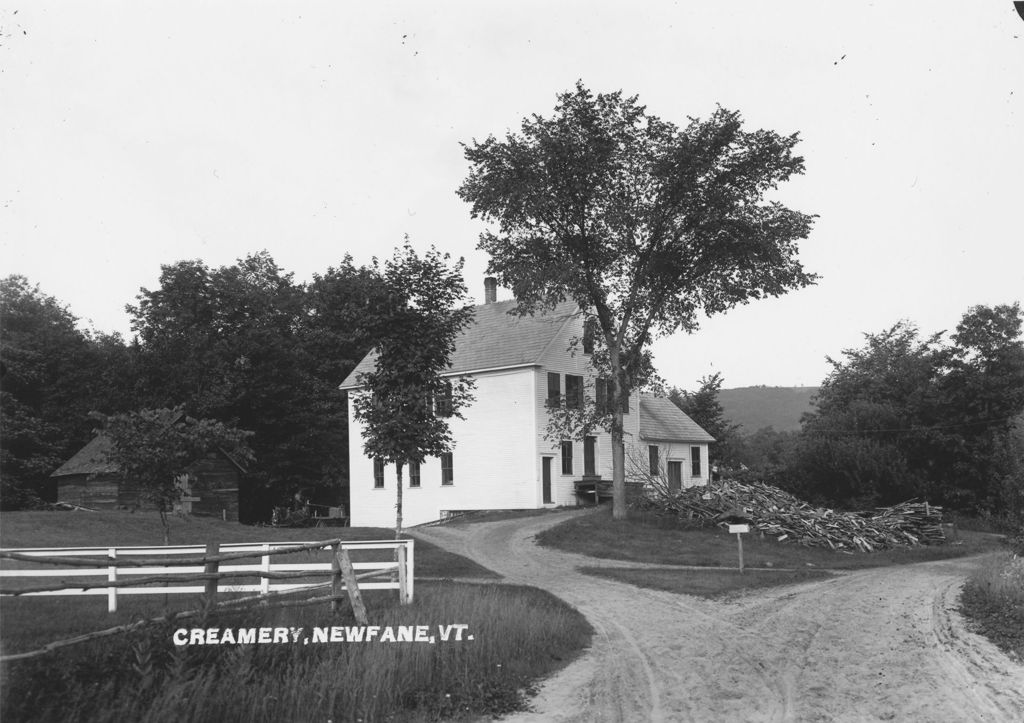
top-left (547, 372), bottom-right (561, 408)
top-left (648, 445), bottom-right (659, 476)
top-left (409, 460), bottom-right (421, 488)
top-left (561, 441), bottom-right (573, 474)
top-left (582, 318), bottom-right (597, 354)
top-left (691, 446), bottom-right (702, 477)
top-left (596, 378), bottom-right (629, 414)
top-left (373, 458), bottom-right (385, 488)
top-left (441, 453), bottom-right (454, 485)
top-left (435, 381), bottom-right (453, 417)
top-left (565, 374), bottom-right (583, 409)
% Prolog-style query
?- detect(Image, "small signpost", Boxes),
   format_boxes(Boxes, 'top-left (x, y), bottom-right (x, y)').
top-left (729, 523), bottom-right (750, 573)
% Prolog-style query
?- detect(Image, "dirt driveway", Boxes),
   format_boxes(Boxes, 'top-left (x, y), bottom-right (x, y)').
top-left (412, 509), bottom-right (1024, 722)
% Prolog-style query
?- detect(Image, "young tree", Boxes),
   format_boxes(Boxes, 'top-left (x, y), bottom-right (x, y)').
top-left (669, 373), bottom-right (741, 467)
top-left (458, 83), bottom-right (816, 518)
top-left (350, 242), bottom-right (475, 536)
top-left (100, 407), bottom-right (253, 543)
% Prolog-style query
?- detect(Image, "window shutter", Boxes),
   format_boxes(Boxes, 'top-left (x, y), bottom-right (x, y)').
top-left (547, 372), bottom-right (561, 408)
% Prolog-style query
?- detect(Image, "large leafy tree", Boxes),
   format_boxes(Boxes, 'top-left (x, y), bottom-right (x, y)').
top-left (129, 253), bottom-right (382, 519)
top-left (793, 304), bottom-right (1024, 512)
top-left (100, 407), bottom-right (253, 543)
top-left (1, 276), bottom-right (135, 508)
top-left (458, 83), bottom-right (816, 518)
top-left (350, 242), bottom-right (475, 536)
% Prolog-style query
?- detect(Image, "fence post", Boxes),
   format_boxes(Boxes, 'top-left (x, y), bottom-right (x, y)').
top-left (397, 544), bottom-right (408, 605)
top-left (337, 548), bottom-right (368, 625)
top-left (406, 539), bottom-right (414, 603)
top-left (107, 547), bottom-right (117, 613)
top-left (330, 542), bottom-right (342, 614)
top-left (260, 543), bottom-right (271, 600)
top-left (204, 542), bottom-right (219, 605)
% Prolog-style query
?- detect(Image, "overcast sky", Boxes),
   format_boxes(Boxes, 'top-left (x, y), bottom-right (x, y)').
top-left (2, 2), bottom-right (1022, 389)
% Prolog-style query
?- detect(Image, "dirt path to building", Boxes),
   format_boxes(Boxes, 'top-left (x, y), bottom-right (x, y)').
top-left (412, 509), bottom-right (1024, 722)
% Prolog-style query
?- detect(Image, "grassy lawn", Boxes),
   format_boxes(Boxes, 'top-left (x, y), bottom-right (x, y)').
top-left (959, 551), bottom-right (1024, 662)
top-left (441, 507), bottom-right (575, 526)
top-left (0, 510), bottom-right (498, 580)
top-left (0, 510), bottom-right (497, 654)
top-left (579, 566), bottom-right (833, 598)
top-left (1, 581), bottom-right (593, 723)
top-left (538, 507), bottom-right (1006, 570)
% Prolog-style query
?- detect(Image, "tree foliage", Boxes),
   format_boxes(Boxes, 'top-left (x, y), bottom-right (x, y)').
top-left (458, 82), bottom-right (816, 517)
top-left (1, 276), bottom-right (135, 508)
top-left (669, 373), bottom-right (741, 466)
top-left (128, 252), bottom-right (383, 519)
top-left (792, 304), bottom-right (1024, 513)
top-left (350, 242), bottom-right (475, 536)
top-left (99, 408), bottom-right (253, 543)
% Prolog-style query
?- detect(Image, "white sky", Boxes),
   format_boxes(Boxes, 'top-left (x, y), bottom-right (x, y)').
top-left (2, 2), bottom-right (1022, 389)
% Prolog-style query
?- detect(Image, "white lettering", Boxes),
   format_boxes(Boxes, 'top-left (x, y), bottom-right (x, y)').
top-left (380, 627), bottom-right (396, 643)
top-left (273, 628), bottom-right (288, 643)
top-left (331, 626), bottom-right (344, 642)
top-left (258, 628), bottom-right (272, 643)
top-left (312, 627), bottom-right (329, 643)
top-left (397, 626), bottom-right (414, 642)
top-left (189, 629), bottom-right (205, 645)
top-left (415, 626), bottom-right (430, 642)
top-left (345, 626), bottom-right (364, 642)
top-left (238, 628), bottom-right (256, 645)
top-left (290, 627), bottom-right (303, 643)
top-left (173, 629), bottom-right (188, 646)
top-left (220, 628), bottom-right (236, 645)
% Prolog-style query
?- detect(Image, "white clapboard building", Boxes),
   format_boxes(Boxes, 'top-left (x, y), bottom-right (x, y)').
top-left (340, 278), bottom-right (714, 527)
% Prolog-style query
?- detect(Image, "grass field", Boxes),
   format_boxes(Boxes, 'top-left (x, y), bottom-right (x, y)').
top-left (960, 551), bottom-right (1024, 661)
top-left (538, 507), bottom-right (1006, 571)
top-left (2, 582), bottom-right (593, 722)
top-left (0, 510), bottom-right (593, 721)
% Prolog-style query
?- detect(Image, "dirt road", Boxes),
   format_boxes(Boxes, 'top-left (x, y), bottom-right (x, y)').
top-left (412, 510), bottom-right (1024, 722)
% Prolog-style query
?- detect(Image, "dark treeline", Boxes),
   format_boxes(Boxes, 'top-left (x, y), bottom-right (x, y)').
top-left (1, 252), bottom-right (389, 520)
top-left (672, 303), bottom-right (1024, 523)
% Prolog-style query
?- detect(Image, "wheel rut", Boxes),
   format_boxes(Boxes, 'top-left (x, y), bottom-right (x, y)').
top-left (411, 510), bottom-right (1024, 722)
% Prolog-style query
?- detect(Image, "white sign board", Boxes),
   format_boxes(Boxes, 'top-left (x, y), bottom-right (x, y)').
top-left (728, 524), bottom-right (750, 534)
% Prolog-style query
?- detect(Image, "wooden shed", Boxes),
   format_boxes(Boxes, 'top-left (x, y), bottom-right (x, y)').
top-left (50, 434), bottom-right (248, 521)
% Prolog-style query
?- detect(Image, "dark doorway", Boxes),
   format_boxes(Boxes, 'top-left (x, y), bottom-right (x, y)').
top-left (584, 436), bottom-right (597, 476)
top-left (542, 456), bottom-right (553, 503)
top-left (667, 461), bottom-right (682, 493)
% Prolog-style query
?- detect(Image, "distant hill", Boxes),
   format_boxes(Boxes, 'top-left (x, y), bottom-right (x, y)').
top-left (718, 386), bottom-right (818, 434)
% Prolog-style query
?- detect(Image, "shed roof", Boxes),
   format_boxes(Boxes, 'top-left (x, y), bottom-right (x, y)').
top-left (50, 434), bottom-right (119, 477)
top-left (639, 396), bottom-right (716, 443)
top-left (339, 299), bottom-right (580, 389)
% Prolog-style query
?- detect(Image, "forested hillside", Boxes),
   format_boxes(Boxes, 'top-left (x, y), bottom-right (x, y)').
top-left (717, 386), bottom-right (818, 433)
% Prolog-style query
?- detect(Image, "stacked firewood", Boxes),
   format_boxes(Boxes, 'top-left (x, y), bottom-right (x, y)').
top-left (633, 480), bottom-right (946, 552)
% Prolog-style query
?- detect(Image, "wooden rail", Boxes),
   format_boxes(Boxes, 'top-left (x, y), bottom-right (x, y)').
top-left (0, 539), bottom-right (414, 612)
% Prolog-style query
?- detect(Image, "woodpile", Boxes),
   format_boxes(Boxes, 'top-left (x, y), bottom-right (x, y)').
top-left (633, 480), bottom-right (946, 552)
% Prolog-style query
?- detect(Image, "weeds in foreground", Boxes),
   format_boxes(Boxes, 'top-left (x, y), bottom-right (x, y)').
top-left (960, 552), bottom-right (1024, 661)
top-left (1, 582), bottom-right (592, 723)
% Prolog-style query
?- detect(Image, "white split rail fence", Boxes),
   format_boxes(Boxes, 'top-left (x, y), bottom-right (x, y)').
top-left (0, 539), bottom-right (414, 613)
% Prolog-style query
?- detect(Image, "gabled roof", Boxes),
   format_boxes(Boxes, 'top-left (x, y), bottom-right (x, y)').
top-left (639, 396), bottom-right (716, 443)
top-left (339, 299), bottom-right (580, 389)
top-left (50, 434), bottom-right (120, 477)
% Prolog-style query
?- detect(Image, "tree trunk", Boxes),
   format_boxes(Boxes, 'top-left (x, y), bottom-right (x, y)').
top-left (612, 421), bottom-right (626, 519)
top-left (611, 365), bottom-right (628, 520)
top-left (395, 461), bottom-right (404, 539)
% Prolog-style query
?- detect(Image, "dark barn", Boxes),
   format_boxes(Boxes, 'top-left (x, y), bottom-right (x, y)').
top-left (51, 434), bottom-right (248, 521)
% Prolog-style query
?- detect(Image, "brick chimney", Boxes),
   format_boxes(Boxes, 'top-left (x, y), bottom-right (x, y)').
top-left (484, 277), bottom-right (497, 304)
